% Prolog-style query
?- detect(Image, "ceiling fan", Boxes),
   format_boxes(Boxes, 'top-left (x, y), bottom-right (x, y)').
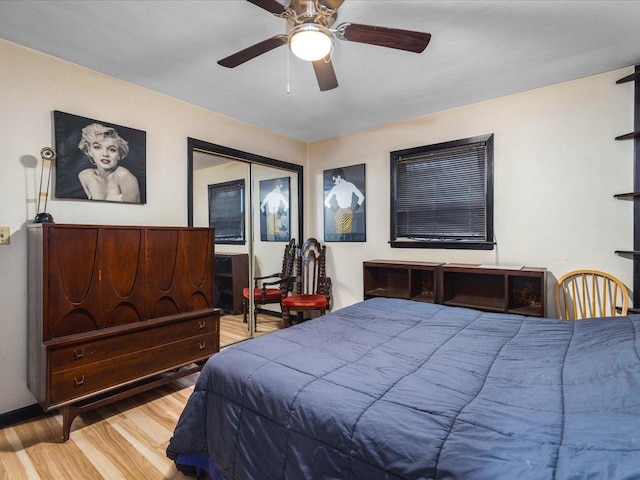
top-left (217, 0), bottom-right (431, 91)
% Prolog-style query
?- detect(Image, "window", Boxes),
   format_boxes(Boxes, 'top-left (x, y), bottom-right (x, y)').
top-left (208, 179), bottom-right (245, 244)
top-left (390, 134), bottom-right (494, 250)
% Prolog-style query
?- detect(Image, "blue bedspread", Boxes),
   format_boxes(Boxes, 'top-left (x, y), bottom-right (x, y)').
top-left (166, 298), bottom-right (640, 479)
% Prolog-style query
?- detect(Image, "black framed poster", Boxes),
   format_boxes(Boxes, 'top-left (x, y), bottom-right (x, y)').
top-left (54, 110), bottom-right (146, 204)
top-left (259, 177), bottom-right (290, 242)
top-left (323, 164), bottom-right (366, 242)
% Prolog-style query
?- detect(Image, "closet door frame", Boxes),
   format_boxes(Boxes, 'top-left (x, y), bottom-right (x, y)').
top-left (187, 138), bottom-right (304, 338)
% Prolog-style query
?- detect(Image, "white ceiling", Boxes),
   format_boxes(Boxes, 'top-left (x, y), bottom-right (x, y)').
top-left (1, 1), bottom-right (640, 143)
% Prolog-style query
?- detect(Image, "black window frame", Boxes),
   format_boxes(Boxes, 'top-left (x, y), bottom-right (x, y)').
top-left (390, 134), bottom-right (494, 250)
top-left (208, 179), bottom-right (246, 245)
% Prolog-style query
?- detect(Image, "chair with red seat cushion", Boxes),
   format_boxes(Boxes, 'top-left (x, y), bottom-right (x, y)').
top-left (281, 238), bottom-right (332, 327)
top-left (242, 238), bottom-right (296, 329)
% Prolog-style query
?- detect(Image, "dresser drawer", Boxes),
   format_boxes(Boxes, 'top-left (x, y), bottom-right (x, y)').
top-left (49, 333), bottom-right (217, 405)
top-left (49, 313), bottom-right (218, 373)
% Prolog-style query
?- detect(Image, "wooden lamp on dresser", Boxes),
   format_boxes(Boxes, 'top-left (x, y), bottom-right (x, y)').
top-left (27, 223), bottom-right (220, 441)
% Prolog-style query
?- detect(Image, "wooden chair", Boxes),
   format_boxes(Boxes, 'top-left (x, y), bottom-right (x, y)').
top-left (242, 238), bottom-right (296, 329)
top-left (554, 269), bottom-right (629, 320)
top-left (281, 238), bottom-right (332, 327)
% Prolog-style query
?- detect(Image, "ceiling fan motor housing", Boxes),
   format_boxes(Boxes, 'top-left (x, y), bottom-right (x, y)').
top-left (285, 0), bottom-right (338, 29)
top-left (285, 1), bottom-right (338, 62)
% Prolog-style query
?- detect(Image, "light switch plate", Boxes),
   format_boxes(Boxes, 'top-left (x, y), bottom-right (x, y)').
top-left (0, 226), bottom-right (10, 245)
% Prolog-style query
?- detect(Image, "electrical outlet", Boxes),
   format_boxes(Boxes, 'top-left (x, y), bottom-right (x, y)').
top-left (0, 226), bottom-right (10, 245)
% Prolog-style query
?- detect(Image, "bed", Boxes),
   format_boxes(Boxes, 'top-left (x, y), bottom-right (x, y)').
top-left (166, 297), bottom-right (640, 479)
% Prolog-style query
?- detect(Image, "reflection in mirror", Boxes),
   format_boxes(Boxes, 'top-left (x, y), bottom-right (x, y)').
top-left (251, 164), bottom-right (299, 337)
top-left (189, 139), bottom-right (303, 347)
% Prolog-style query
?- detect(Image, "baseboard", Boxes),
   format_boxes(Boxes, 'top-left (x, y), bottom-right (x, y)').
top-left (0, 403), bottom-right (45, 429)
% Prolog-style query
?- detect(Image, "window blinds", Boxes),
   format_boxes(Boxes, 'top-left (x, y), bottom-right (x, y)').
top-left (395, 143), bottom-right (487, 240)
top-left (209, 180), bottom-right (245, 242)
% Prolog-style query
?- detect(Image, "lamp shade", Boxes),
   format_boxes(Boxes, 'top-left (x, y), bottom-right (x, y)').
top-left (289, 24), bottom-right (332, 61)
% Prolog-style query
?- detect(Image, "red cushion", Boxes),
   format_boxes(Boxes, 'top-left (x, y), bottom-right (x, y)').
top-left (242, 287), bottom-right (282, 302)
top-left (282, 294), bottom-right (327, 308)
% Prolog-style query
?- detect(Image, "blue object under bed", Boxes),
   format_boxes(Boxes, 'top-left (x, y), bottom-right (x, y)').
top-left (167, 297), bottom-right (640, 479)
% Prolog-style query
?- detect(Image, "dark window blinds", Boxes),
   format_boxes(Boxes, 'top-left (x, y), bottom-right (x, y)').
top-left (208, 180), bottom-right (245, 244)
top-left (391, 134), bottom-right (493, 249)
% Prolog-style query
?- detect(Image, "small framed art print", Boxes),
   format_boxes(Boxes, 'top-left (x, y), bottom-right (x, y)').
top-left (323, 164), bottom-right (366, 242)
top-left (259, 177), bottom-right (290, 242)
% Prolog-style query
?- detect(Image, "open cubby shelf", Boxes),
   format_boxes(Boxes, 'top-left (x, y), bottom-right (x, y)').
top-left (363, 261), bottom-right (547, 317)
top-left (214, 253), bottom-right (248, 315)
top-left (363, 260), bottom-right (442, 305)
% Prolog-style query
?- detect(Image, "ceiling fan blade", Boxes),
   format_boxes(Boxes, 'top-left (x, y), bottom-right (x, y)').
top-left (317, 0), bottom-right (345, 9)
top-left (339, 23), bottom-right (431, 53)
top-left (218, 35), bottom-right (287, 68)
top-left (246, 0), bottom-right (286, 15)
top-left (312, 57), bottom-right (338, 91)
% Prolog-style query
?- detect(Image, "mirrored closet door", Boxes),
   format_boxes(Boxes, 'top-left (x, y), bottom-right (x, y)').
top-left (188, 138), bottom-right (302, 347)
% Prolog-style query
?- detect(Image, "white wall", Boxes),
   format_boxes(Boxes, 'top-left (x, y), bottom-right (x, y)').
top-left (0, 39), bottom-right (306, 415)
top-left (307, 68), bottom-right (635, 315)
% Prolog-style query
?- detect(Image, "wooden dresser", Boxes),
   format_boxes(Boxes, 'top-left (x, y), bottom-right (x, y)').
top-left (27, 224), bottom-right (220, 441)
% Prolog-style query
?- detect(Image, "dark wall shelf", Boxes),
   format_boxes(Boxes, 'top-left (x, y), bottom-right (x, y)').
top-left (614, 65), bottom-right (640, 308)
top-left (615, 250), bottom-right (640, 259)
top-left (615, 130), bottom-right (640, 141)
top-left (616, 71), bottom-right (640, 84)
top-left (614, 192), bottom-right (640, 200)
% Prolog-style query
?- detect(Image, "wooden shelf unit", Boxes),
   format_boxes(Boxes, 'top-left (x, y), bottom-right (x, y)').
top-left (214, 253), bottom-right (248, 314)
top-left (363, 260), bottom-right (442, 303)
top-left (441, 264), bottom-right (546, 317)
top-left (363, 261), bottom-right (547, 317)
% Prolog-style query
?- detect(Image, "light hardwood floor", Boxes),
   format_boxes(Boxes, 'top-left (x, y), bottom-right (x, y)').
top-left (220, 311), bottom-right (284, 347)
top-left (0, 313), bottom-right (282, 480)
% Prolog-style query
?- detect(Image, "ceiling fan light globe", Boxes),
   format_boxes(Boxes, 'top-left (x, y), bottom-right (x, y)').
top-left (289, 26), bottom-right (332, 61)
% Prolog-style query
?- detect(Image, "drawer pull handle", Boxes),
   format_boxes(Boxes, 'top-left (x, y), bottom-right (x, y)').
top-left (199, 321), bottom-right (206, 329)
top-left (74, 375), bottom-right (85, 387)
top-left (73, 349), bottom-right (84, 360)
top-left (199, 341), bottom-right (206, 350)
